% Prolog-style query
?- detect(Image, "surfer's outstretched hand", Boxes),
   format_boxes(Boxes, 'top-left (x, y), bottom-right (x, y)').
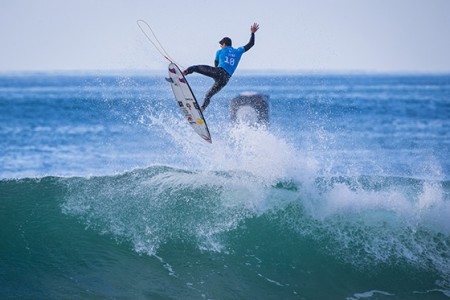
top-left (250, 23), bottom-right (259, 33)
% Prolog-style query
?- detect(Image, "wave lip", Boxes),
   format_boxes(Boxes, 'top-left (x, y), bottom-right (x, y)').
top-left (61, 165), bottom-right (278, 256)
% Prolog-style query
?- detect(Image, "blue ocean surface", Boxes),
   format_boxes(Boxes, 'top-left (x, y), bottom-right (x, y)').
top-left (1, 71), bottom-right (450, 299)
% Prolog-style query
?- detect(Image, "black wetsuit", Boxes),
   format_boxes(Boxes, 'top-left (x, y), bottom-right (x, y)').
top-left (185, 33), bottom-right (255, 111)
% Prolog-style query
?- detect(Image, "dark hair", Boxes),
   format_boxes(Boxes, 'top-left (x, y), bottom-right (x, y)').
top-left (219, 37), bottom-right (232, 46)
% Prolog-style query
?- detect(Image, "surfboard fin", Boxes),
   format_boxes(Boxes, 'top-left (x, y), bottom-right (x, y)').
top-left (165, 77), bottom-right (174, 83)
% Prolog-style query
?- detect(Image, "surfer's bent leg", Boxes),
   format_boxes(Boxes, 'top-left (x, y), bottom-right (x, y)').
top-left (201, 69), bottom-right (231, 111)
top-left (184, 65), bottom-right (231, 111)
top-left (185, 65), bottom-right (217, 78)
top-left (202, 80), bottom-right (226, 110)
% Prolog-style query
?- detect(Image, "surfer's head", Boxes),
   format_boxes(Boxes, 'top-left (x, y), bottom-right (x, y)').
top-left (219, 37), bottom-right (232, 47)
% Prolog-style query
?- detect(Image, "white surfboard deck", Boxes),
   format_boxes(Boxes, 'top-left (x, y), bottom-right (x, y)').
top-left (166, 63), bottom-right (212, 143)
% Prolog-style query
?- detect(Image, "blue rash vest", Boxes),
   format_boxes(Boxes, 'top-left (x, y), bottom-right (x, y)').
top-left (215, 46), bottom-right (246, 76)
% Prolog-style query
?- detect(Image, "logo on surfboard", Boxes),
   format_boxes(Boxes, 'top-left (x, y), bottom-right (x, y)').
top-left (201, 135), bottom-right (212, 142)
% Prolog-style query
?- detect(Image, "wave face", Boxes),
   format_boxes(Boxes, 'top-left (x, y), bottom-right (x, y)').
top-left (2, 165), bottom-right (450, 299)
top-left (1, 73), bottom-right (450, 299)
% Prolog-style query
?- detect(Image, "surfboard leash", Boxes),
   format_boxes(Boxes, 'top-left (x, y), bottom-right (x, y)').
top-left (136, 19), bottom-right (185, 70)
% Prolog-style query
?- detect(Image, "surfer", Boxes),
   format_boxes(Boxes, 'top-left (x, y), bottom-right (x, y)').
top-left (183, 23), bottom-right (260, 112)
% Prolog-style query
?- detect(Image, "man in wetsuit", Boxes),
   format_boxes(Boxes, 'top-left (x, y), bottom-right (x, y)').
top-left (183, 22), bottom-right (260, 112)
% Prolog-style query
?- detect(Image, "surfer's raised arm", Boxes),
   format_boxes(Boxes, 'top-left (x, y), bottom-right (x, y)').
top-left (244, 23), bottom-right (259, 52)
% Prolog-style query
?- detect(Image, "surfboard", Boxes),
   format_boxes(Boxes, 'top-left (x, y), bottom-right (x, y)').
top-left (166, 63), bottom-right (212, 143)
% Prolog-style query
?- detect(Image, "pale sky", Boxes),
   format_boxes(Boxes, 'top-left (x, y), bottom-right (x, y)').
top-left (1, 0), bottom-right (450, 73)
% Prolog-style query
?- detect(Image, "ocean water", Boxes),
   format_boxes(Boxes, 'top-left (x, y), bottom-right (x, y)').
top-left (1, 72), bottom-right (450, 299)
